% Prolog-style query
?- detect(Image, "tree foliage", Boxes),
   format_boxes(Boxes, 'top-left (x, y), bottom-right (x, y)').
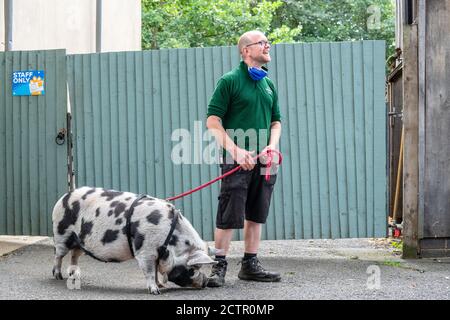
top-left (142, 0), bottom-right (395, 56)
top-left (142, 0), bottom-right (300, 49)
top-left (271, 0), bottom-right (395, 54)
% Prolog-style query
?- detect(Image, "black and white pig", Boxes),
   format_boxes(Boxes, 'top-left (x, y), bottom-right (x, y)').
top-left (52, 186), bottom-right (218, 294)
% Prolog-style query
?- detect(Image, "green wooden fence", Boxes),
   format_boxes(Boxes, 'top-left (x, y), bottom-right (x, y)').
top-left (67, 41), bottom-right (387, 241)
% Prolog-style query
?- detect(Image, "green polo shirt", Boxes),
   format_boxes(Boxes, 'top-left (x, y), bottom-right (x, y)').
top-left (207, 61), bottom-right (281, 153)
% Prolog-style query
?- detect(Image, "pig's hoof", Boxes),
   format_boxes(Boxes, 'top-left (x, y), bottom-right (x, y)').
top-left (149, 286), bottom-right (161, 295)
top-left (52, 268), bottom-right (63, 280)
top-left (157, 282), bottom-right (167, 289)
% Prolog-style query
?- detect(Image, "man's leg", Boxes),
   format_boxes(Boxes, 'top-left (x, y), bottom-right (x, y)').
top-left (244, 220), bottom-right (261, 253)
top-left (207, 228), bottom-right (233, 288)
top-left (238, 164), bottom-right (281, 282)
top-left (208, 163), bottom-right (251, 288)
top-left (215, 228), bottom-right (234, 255)
top-left (239, 221), bottom-right (281, 281)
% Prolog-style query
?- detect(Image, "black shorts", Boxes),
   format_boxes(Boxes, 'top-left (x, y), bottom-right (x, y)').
top-left (216, 162), bottom-right (277, 229)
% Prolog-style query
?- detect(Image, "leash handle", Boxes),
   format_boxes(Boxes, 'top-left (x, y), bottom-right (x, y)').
top-left (264, 149), bottom-right (274, 182)
top-left (256, 149), bottom-right (283, 181)
top-left (166, 149), bottom-right (283, 202)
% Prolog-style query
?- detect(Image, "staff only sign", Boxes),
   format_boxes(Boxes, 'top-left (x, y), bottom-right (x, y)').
top-left (12, 71), bottom-right (45, 96)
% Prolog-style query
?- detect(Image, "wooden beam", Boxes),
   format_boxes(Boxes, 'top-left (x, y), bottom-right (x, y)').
top-left (402, 21), bottom-right (420, 258)
top-left (422, 0), bottom-right (450, 238)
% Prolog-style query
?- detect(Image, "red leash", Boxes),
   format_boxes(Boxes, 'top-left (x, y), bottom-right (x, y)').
top-left (166, 149), bottom-right (283, 202)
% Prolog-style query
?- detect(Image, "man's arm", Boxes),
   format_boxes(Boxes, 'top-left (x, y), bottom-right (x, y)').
top-left (206, 115), bottom-right (236, 154)
top-left (267, 121), bottom-right (281, 148)
top-left (206, 115), bottom-right (256, 170)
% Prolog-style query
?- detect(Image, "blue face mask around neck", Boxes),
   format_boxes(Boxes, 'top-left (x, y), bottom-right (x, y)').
top-left (248, 66), bottom-right (268, 81)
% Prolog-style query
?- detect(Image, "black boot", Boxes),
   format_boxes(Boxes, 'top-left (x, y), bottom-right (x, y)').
top-left (207, 258), bottom-right (228, 287)
top-left (238, 257), bottom-right (281, 282)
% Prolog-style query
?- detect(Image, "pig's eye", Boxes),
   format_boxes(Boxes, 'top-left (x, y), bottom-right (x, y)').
top-left (188, 269), bottom-right (195, 276)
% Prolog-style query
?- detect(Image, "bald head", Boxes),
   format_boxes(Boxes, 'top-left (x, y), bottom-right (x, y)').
top-left (238, 30), bottom-right (266, 56)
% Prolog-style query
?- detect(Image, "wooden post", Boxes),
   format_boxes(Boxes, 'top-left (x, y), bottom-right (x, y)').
top-left (402, 20), bottom-right (420, 258)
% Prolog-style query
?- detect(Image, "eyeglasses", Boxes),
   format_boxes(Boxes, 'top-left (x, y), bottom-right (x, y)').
top-left (245, 40), bottom-right (270, 48)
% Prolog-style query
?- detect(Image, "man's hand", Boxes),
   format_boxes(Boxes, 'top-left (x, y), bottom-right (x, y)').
top-left (232, 147), bottom-right (256, 171)
top-left (259, 144), bottom-right (280, 166)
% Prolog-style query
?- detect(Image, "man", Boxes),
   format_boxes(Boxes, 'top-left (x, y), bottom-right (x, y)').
top-left (206, 30), bottom-right (282, 287)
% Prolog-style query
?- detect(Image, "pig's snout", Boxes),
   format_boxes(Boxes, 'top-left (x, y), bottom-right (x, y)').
top-left (193, 272), bottom-right (208, 289)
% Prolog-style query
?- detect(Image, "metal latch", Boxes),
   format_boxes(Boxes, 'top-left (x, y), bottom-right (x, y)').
top-left (55, 128), bottom-right (66, 145)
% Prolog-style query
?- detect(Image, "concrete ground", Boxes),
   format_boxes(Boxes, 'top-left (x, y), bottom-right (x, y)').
top-left (0, 237), bottom-right (449, 300)
top-left (0, 236), bottom-right (48, 256)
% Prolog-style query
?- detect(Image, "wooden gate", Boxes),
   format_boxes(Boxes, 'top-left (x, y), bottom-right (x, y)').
top-left (0, 50), bottom-right (68, 236)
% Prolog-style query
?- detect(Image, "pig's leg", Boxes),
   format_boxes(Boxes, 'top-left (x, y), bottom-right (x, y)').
top-left (156, 271), bottom-right (169, 289)
top-left (156, 270), bottom-right (168, 288)
top-left (52, 244), bottom-right (69, 280)
top-left (53, 231), bottom-right (79, 280)
top-left (68, 248), bottom-right (83, 276)
top-left (135, 255), bottom-right (160, 294)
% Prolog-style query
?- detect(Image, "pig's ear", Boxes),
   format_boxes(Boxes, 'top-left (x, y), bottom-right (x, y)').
top-left (187, 251), bottom-right (216, 266)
